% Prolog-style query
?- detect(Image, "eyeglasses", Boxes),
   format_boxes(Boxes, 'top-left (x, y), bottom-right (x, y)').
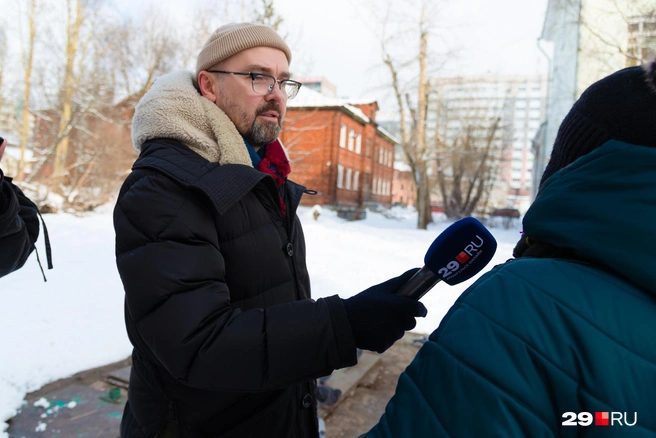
top-left (207, 70), bottom-right (303, 100)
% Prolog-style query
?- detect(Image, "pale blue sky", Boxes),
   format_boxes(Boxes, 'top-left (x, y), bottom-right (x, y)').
top-left (112, 0), bottom-right (550, 111)
top-left (1, 0), bottom-right (550, 112)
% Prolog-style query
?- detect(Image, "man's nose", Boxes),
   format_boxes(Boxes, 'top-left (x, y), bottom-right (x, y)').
top-left (265, 83), bottom-right (286, 103)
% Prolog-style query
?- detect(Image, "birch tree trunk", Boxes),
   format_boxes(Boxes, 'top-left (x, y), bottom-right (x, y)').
top-left (53, 0), bottom-right (85, 185)
top-left (18, 0), bottom-right (37, 180)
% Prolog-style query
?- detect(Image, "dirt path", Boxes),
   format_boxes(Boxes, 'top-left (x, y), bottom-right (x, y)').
top-left (324, 332), bottom-right (426, 438)
top-left (8, 334), bottom-right (427, 437)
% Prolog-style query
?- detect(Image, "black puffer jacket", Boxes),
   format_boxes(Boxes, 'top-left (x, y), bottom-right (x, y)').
top-left (0, 170), bottom-right (39, 278)
top-left (115, 139), bottom-right (356, 438)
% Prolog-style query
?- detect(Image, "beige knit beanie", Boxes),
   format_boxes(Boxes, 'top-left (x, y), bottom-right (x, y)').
top-left (196, 23), bottom-right (292, 76)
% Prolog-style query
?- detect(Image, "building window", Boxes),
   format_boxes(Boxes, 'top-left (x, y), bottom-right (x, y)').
top-left (627, 14), bottom-right (656, 66)
top-left (346, 168), bottom-right (352, 190)
top-left (354, 171), bottom-right (360, 191)
top-left (348, 130), bottom-right (355, 151)
top-left (356, 134), bottom-right (362, 154)
top-left (337, 164), bottom-right (344, 188)
top-left (339, 125), bottom-right (347, 148)
top-left (372, 177), bottom-right (377, 194)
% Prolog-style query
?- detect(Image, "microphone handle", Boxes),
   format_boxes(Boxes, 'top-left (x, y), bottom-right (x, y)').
top-left (394, 268), bottom-right (441, 300)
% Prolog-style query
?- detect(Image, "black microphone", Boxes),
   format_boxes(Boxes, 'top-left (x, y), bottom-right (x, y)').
top-left (395, 217), bottom-right (497, 300)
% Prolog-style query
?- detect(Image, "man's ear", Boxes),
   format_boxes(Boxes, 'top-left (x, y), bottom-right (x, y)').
top-left (197, 72), bottom-right (218, 103)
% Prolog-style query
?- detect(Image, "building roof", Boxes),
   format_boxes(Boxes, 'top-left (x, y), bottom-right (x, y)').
top-left (288, 87), bottom-right (399, 146)
top-left (377, 126), bottom-right (400, 145)
top-left (394, 160), bottom-right (412, 172)
top-left (289, 87), bottom-right (372, 124)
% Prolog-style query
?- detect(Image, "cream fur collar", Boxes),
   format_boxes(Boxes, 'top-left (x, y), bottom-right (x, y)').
top-left (131, 70), bottom-right (252, 166)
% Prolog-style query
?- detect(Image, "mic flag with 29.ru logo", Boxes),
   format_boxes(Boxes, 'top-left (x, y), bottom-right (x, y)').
top-left (395, 217), bottom-right (497, 300)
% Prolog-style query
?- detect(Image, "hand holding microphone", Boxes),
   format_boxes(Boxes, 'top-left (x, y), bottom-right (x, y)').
top-left (342, 217), bottom-right (496, 354)
top-left (342, 268), bottom-right (427, 354)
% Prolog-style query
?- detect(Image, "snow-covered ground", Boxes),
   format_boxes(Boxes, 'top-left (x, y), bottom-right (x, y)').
top-left (0, 205), bottom-right (522, 436)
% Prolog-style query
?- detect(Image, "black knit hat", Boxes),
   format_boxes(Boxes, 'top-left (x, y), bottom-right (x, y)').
top-left (539, 57), bottom-right (656, 187)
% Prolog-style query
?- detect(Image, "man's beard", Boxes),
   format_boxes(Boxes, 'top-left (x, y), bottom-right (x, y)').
top-left (243, 102), bottom-right (283, 148)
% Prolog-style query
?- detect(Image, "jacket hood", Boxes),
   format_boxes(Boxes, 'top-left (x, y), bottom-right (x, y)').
top-left (524, 139), bottom-right (656, 294)
top-left (131, 70), bottom-right (252, 167)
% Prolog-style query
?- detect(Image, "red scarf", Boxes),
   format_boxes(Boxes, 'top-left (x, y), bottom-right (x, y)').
top-left (258, 139), bottom-right (291, 217)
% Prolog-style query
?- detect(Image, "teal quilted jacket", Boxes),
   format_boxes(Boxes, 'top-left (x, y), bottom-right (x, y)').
top-left (365, 140), bottom-right (656, 437)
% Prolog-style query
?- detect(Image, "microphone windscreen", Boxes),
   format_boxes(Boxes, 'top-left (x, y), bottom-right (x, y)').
top-left (424, 217), bottom-right (497, 286)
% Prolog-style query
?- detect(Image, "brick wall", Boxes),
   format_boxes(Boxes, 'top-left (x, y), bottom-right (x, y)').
top-left (281, 105), bottom-right (395, 208)
top-left (392, 169), bottom-right (416, 207)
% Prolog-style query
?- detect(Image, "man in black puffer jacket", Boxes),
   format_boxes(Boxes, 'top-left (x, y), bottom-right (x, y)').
top-left (0, 136), bottom-right (40, 278)
top-left (114, 23), bottom-right (427, 438)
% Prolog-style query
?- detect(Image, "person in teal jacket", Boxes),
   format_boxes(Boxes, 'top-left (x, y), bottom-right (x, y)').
top-left (365, 57), bottom-right (656, 437)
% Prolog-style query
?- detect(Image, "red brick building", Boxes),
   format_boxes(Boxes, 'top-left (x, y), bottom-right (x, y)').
top-left (392, 164), bottom-right (417, 207)
top-left (280, 89), bottom-right (396, 210)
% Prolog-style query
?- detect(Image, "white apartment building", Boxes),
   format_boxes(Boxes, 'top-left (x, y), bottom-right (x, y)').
top-left (431, 75), bottom-right (548, 213)
top-left (536, 0), bottom-right (655, 197)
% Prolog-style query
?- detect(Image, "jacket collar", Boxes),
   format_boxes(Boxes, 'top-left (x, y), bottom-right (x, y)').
top-left (525, 139), bottom-right (656, 294)
top-left (131, 70), bottom-right (252, 167)
top-left (133, 140), bottom-right (305, 216)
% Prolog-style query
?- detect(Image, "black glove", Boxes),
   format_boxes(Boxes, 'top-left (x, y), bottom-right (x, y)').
top-left (342, 268), bottom-right (428, 354)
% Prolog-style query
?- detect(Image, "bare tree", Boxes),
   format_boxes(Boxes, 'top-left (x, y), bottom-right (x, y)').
top-left (24, 0), bottom-right (123, 194)
top-left (554, 0), bottom-right (656, 77)
top-left (52, 0), bottom-right (89, 184)
top-left (0, 26), bottom-right (7, 127)
top-left (375, 0), bottom-right (445, 229)
top-left (433, 105), bottom-right (506, 218)
top-left (180, 6), bottom-right (223, 69)
top-left (253, 0), bottom-right (284, 31)
top-left (23, 1), bottom-right (122, 192)
top-left (111, 12), bottom-right (182, 99)
top-left (584, 0), bottom-right (655, 65)
top-left (7, 0), bottom-right (311, 211)
top-left (17, 0), bottom-right (38, 180)
top-left (180, 0), bottom-right (284, 70)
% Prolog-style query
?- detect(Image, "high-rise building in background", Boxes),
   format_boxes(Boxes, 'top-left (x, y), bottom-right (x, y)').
top-left (292, 77), bottom-right (338, 98)
top-left (430, 75), bottom-right (548, 213)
